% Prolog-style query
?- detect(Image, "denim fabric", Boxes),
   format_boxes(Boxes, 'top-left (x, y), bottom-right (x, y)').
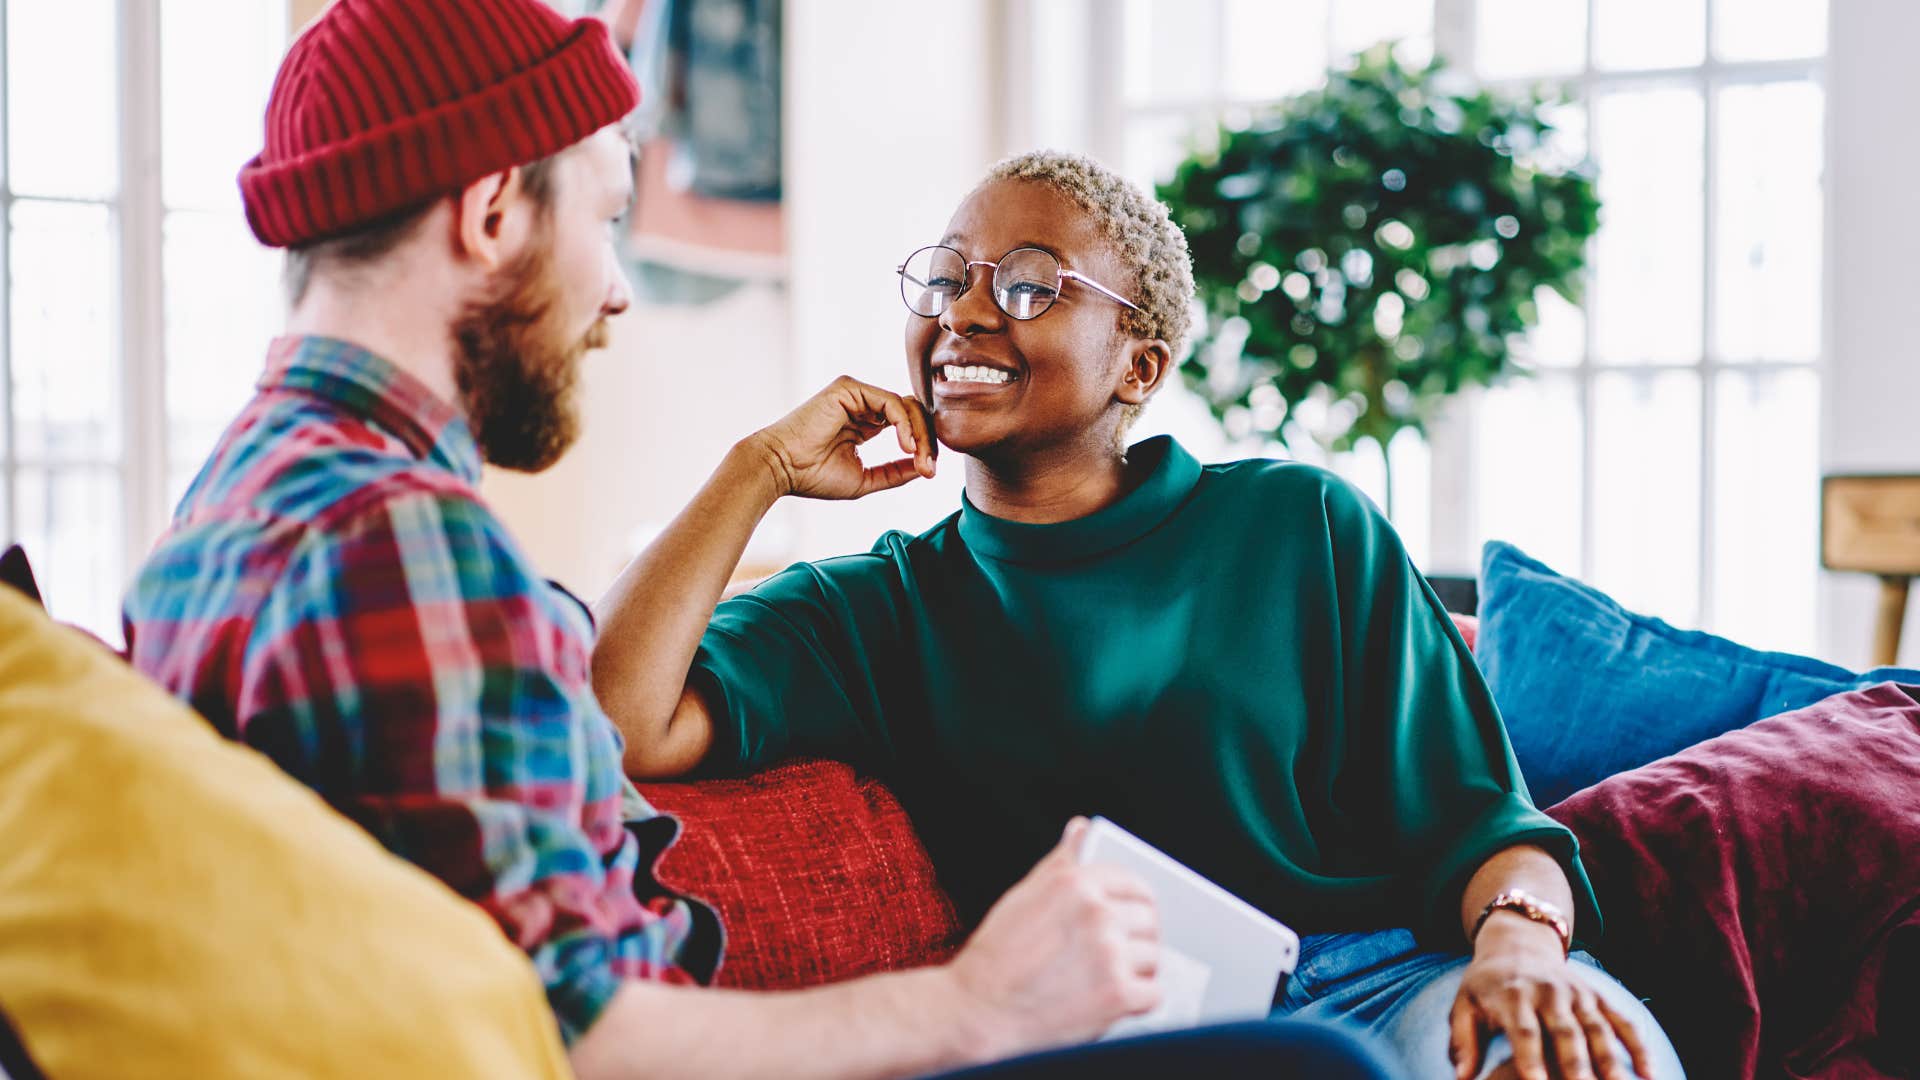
top-left (1277, 929), bottom-right (1686, 1079)
top-left (934, 1018), bottom-right (1401, 1079)
top-left (1477, 541), bottom-right (1920, 807)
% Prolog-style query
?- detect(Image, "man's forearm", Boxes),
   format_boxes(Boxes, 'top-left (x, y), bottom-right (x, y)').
top-left (570, 967), bottom-right (1001, 1080)
top-left (590, 438), bottom-right (783, 775)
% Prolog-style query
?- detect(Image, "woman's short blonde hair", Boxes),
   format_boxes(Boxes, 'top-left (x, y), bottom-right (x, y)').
top-left (982, 150), bottom-right (1195, 366)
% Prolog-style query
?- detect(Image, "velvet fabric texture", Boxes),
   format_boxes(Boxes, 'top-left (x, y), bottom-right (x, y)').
top-left (1546, 682), bottom-right (1920, 1078)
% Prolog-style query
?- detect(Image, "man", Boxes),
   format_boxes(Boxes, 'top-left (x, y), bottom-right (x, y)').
top-left (124, 1), bottom-right (1392, 1076)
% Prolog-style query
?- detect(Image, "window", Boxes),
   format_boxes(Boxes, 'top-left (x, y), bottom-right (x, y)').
top-left (1468, 0), bottom-right (1826, 652)
top-left (0, 0), bottom-right (285, 641)
top-left (1107, 0), bottom-right (1827, 652)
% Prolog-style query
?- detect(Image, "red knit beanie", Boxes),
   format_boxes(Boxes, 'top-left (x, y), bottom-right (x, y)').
top-left (239, 0), bottom-right (640, 248)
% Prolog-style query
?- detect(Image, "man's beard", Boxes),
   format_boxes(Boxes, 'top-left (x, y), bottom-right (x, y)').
top-left (451, 243), bottom-right (609, 473)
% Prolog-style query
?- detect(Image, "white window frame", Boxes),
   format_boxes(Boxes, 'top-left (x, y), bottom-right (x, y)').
top-left (1439, 0), bottom-right (1826, 632)
top-left (1036, 0), bottom-right (1827, 633)
top-left (0, 0), bottom-right (292, 639)
top-left (0, 0), bottom-right (169, 624)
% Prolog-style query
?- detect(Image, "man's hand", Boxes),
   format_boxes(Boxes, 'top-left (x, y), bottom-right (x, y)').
top-left (940, 818), bottom-right (1162, 1061)
top-left (1448, 914), bottom-right (1652, 1080)
top-left (743, 376), bottom-right (935, 501)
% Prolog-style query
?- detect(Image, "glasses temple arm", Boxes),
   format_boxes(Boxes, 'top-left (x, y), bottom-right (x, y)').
top-left (1061, 269), bottom-right (1143, 312)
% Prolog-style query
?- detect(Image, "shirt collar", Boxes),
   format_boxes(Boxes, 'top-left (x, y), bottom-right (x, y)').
top-left (956, 436), bottom-right (1205, 565)
top-left (260, 335), bottom-right (483, 486)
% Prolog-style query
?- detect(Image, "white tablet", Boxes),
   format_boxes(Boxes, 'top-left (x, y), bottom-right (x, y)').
top-left (1077, 816), bottom-right (1299, 1041)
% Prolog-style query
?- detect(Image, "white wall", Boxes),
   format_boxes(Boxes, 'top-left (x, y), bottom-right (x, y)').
top-left (774, 0), bottom-right (991, 557)
top-left (1819, 0), bottom-right (1920, 668)
top-left (483, 286), bottom-right (797, 596)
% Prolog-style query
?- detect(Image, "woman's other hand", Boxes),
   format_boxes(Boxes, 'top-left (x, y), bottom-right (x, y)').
top-left (1448, 914), bottom-right (1653, 1080)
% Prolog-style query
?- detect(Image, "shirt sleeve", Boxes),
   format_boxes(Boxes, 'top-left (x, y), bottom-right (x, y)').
top-left (1315, 477), bottom-right (1603, 947)
top-left (688, 553), bottom-right (908, 775)
top-left (241, 488), bottom-right (641, 1043)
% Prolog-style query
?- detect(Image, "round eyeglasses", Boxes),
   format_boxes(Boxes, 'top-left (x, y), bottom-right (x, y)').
top-left (896, 244), bottom-right (1142, 322)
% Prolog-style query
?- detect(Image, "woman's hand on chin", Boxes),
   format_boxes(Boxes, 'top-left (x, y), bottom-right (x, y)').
top-left (743, 375), bottom-right (936, 501)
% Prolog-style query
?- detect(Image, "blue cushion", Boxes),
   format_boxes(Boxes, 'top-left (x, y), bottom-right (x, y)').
top-left (1477, 540), bottom-right (1920, 808)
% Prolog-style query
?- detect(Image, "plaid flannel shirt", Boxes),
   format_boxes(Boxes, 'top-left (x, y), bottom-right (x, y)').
top-left (125, 336), bottom-right (719, 1043)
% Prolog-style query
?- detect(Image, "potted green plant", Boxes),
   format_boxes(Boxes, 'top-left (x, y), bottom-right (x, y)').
top-left (1157, 44), bottom-right (1599, 518)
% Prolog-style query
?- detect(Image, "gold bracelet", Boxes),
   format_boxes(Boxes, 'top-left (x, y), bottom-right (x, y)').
top-left (1472, 887), bottom-right (1572, 956)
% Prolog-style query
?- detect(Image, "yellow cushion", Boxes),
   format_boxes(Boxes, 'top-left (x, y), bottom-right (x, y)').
top-left (0, 589), bottom-right (572, 1079)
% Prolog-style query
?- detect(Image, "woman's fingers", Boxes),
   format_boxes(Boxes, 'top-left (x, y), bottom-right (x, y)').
top-left (1540, 984), bottom-right (1596, 1079)
top-left (1595, 991), bottom-right (1655, 1079)
top-left (1497, 993), bottom-right (1551, 1080)
top-left (1449, 995), bottom-right (1484, 1080)
top-left (1574, 987), bottom-right (1634, 1080)
top-left (835, 378), bottom-right (935, 480)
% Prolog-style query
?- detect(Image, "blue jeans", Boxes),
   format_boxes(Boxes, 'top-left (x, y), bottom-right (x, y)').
top-left (933, 1018), bottom-right (1401, 1079)
top-left (1276, 929), bottom-right (1687, 1079)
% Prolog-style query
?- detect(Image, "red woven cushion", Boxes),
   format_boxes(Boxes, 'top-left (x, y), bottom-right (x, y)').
top-left (637, 758), bottom-right (963, 990)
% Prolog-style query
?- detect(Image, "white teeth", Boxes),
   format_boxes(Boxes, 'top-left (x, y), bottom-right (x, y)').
top-left (942, 365), bottom-right (1012, 385)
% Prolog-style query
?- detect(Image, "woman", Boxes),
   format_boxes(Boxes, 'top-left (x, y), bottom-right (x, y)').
top-left (595, 151), bottom-right (1683, 1080)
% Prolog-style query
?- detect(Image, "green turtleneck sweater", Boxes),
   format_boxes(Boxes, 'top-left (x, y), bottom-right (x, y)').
top-left (689, 436), bottom-right (1599, 944)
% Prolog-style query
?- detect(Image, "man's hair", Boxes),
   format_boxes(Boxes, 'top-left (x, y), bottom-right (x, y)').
top-left (283, 154), bottom-right (561, 306)
top-left (981, 150), bottom-right (1196, 430)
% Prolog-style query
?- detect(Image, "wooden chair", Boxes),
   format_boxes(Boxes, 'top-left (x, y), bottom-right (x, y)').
top-left (1821, 474), bottom-right (1920, 666)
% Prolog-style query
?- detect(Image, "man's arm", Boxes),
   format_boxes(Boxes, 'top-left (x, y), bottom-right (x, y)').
top-left (570, 819), bottom-right (1163, 1080)
top-left (591, 377), bottom-right (933, 778)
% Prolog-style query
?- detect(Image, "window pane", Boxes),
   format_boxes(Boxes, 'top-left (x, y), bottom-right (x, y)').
top-left (11, 201), bottom-right (119, 462)
top-left (1475, 0), bottom-right (1587, 79)
top-left (165, 211), bottom-right (281, 505)
top-left (6, 0), bottom-right (118, 199)
top-left (14, 465), bottom-right (123, 643)
top-left (1592, 371), bottom-right (1701, 626)
top-left (1712, 368), bottom-right (1818, 654)
top-left (1715, 81), bottom-right (1823, 362)
top-left (1514, 285), bottom-right (1586, 368)
top-left (1476, 375), bottom-right (1584, 575)
top-left (1125, 112), bottom-right (1211, 191)
top-left (1331, 0), bottom-right (1431, 67)
top-left (1594, 0), bottom-right (1704, 69)
top-left (1713, 0), bottom-right (1827, 61)
top-left (1591, 89), bottom-right (1704, 365)
top-left (1124, 0), bottom-right (1221, 104)
top-left (161, 0), bottom-right (286, 211)
top-left (1225, 0), bottom-right (1329, 100)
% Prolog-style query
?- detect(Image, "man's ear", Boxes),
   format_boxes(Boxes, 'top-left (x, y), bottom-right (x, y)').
top-left (1117, 338), bottom-right (1174, 406)
top-left (452, 167), bottom-right (523, 271)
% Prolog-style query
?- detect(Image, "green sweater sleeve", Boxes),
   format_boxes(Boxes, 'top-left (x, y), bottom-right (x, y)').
top-left (689, 551), bottom-right (908, 776)
top-left (1317, 478), bottom-right (1602, 947)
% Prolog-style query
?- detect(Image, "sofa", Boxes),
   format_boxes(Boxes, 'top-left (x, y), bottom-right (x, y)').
top-left (5, 538), bottom-right (1914, 1077)
top-left (639, 554), bottom-right (1920, 1079)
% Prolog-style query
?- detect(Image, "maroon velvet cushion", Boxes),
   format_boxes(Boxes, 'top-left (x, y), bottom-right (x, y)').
top-left (638, 758), bottom-right (963, 990)
top-left (1545, 682), bottom-right (1920, 1079)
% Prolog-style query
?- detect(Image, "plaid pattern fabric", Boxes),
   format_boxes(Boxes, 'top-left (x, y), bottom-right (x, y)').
top-left (125, 336), bottom-right (715, 1044)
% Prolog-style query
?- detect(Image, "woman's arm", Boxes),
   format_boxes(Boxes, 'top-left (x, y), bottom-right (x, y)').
top-left (591, 378), bottom-right (932, 778)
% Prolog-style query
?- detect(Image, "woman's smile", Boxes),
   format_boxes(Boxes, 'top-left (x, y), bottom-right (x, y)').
top-left (932, 353), bottom-right (1024, 400)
